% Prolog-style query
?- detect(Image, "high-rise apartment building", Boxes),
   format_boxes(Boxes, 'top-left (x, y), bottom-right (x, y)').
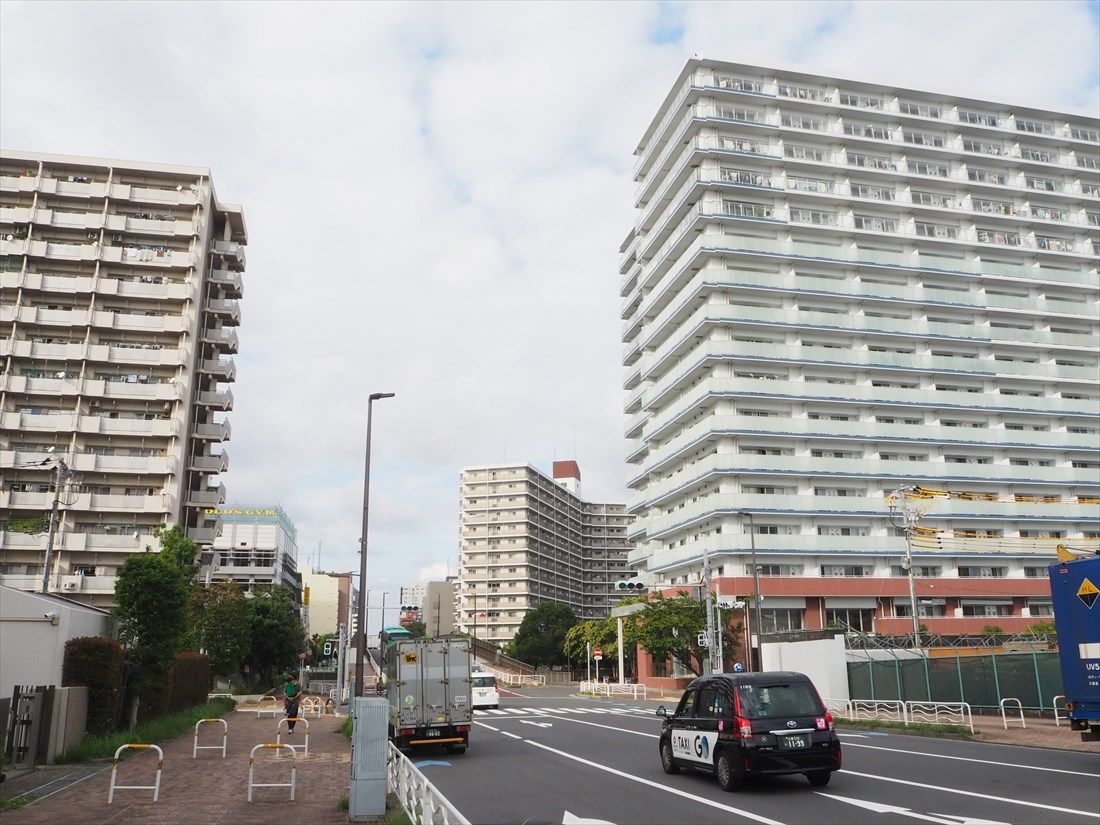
top-left (0, 151), bottom-right (245, 607)
top-left (206, 505), bottom-right (300, 596)
top-left (622, 60), bottom-right (1099, 637)
top-left (457, 461), bottom-right (634, 645)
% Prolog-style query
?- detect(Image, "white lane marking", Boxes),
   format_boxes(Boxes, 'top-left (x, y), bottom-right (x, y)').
top-left (835, 733), bottom-right (870, 738)
top-left (521, 720), bottom-right (553, 729)
top-left (818, 793), bottom-right (1010, 825)
top-left (505, 708), bottom-right (528, 715)
top-left (478, 722), bottom-right (500, 732)
top-left (842, 769), bottom-right (1099, 819)
top-left (500, 689), bottom-right (531, 698)
top-left (500, 730), bottom-right (523, 740)
top-left (486, 709), bottom-right (508, 715)
top-left (842, 742), bottom-right (1100, 778)
top-left (536, 715), bottom-right (659, 739)
top-left (518, 735), bottom-right (785, 825)
top-left (563, 812), bottom-right (616, 824)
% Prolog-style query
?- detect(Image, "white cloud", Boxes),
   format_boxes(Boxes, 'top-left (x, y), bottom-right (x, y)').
top-left (2, 0), bottom-right (1096, 610)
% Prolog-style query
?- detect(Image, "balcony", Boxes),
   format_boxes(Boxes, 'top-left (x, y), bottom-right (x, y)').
top-left (189, 451), bottom-right (229, 473)
top-left (211, 239), bottom-right (245, 270)
top-left (198, 358), bottom-right (236, 381)
top-left (204, 297), bottom-right (240, 325)
top-left (193, 420), bottom-right (231, 442)
top-left (202, 326), bottom-right (239, 353)
top-left (185, 484), bottom-right (226, 508)
top-left (187, 526), bottom-right (221, 544)
top-left (196, 388), bottom-right (234, 411)
top-left (208, 268), bottom-right (243, 298)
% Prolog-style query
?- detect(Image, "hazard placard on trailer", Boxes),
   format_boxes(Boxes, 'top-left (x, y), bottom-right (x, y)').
top-left (1077, 577), bottom-right (1098, 609)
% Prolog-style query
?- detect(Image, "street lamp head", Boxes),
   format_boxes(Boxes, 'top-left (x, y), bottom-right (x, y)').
top-left (369, 392), bottom-right (396, 401)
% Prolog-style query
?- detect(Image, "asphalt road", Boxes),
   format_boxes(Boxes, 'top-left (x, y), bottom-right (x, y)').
top-left (412, 689), bottom-right (1100, 825)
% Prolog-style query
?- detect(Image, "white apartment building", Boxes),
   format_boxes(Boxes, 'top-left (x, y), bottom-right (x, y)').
top-left (457, 461), bottom-right (634, 645)
top-left (621, 60), bottom-right (1100, 637)
top-left (0, 151), bottom-right (244, 607)
top-left (207, 505), bottom-right (300, 595)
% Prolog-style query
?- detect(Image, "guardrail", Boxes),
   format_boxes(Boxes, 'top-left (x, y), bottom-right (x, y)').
top-left (1000, 697), bottom-right (1026, 729)
top-left (500, 673), bottom-right (545, 687)
top-left (388, 741), bottom-right (470, 824)
top-left (849, 699), bottom-right (907, 724)
top-left (108, 744), bottom-right (163, 803)
top-left (905, 701), bottom-right (974, 733)
top-left (579, 681), bottom-right (648, 700)
top-left (1052, 694), bottom-right (1067, 727)
top-left (248, 743), bottom-right (296, 801)
top-left (193, 718), bottom-right (228, 758)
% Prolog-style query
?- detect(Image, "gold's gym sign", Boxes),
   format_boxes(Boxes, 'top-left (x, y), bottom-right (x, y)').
top-left (204, 508), bottom-right (278, 517)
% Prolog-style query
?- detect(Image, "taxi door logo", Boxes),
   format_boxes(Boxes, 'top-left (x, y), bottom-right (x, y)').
top-left (1077, 577), bottom-right (1098, 609)
top-left (694, 734), bottom-right (710, 760)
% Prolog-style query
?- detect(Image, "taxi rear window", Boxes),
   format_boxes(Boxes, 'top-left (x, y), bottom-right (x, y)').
top-left (736, 682), bottom-right (820, 719)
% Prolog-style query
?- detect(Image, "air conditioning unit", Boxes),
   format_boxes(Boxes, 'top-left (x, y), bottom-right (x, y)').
top-left (62, 580), bottom-right (80, 591)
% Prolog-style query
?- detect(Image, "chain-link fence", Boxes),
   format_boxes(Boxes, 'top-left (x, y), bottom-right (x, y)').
top-left (847, 652), bottom-right (1063, 712)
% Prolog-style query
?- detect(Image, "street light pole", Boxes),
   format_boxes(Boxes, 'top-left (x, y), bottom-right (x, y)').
top-left (41, 458), bottom-right (70, 595)
top-left (736, 511), bottom-right (762, 672)
top-left (354, 391), bottom-right (395, 698)
top-left (702, 544), bottom-right (719, 675)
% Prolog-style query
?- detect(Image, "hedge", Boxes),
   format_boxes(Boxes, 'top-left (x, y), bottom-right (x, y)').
top-left (166, 652), bottom-right (211, 711)
top-left (61, 637), bottom-right (125, 736)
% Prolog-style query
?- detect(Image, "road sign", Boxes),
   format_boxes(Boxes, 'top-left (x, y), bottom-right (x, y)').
top-left (593, 647), bottom-right (603, 660)
top-left (1077, 577), bottom-right (1098, 609)
top-left (323, 641), bottom-right (333, 657)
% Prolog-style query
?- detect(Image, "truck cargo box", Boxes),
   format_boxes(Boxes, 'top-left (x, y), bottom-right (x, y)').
top-left (386, 638), bottom-right (473, 751)
top-left (1049, 555), bottom-right (1100, 742)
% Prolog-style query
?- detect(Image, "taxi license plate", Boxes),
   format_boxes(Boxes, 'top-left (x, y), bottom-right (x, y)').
top-left (780, 734), bottom-right (809, 749)
top-left (424, 729), bottom-right (441, 737)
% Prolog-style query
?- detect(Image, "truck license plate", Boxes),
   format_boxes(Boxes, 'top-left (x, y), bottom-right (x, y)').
top-left (424, 729), bottom-right (441, 737)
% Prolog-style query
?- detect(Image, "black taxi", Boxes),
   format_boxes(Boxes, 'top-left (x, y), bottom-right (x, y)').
top-left (656, 671), bottom-right (841, 791)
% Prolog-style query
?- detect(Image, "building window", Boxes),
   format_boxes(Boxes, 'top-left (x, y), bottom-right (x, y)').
top-left (826, 608), bottom-right (875, 632)
top-left (758, 608), bottom-right (804, 633)
top-left (961, 603), bottom-right (1012, 617)
top-left (958, 566), bottom-right (1006, 578)
top-left (821, 565), bottom-right (872, 577)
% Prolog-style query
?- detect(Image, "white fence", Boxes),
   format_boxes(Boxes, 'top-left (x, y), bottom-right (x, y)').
top-left (388, 741), bottom-right (470, 825)
top-left (905, 701), bottom-right (974, 733)
top-left (849, 699), bottom-right (907, 723)
top-left (826, 698), bottom-right (975, 733)
top-left (500, 673), bottom-right (545, 687)
top-left (579, 681), bottom-right (648, 700)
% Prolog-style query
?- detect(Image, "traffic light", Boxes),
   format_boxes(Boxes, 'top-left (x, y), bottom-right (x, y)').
top-left (615, 580), bottom-right (647, 592)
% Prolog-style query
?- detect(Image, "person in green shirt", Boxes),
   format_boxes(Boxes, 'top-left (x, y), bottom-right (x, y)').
top-left (283, 674), bottom-right (301, 732)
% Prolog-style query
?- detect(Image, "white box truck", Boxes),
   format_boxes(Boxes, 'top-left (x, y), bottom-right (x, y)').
top-left (386, 638), bottom-right (473, 753)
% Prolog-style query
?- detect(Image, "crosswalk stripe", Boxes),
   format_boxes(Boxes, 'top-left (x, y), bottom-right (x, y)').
top-left (488, 709), bottom-right (508, 715)
top-left (506, 708), bottom-right (528, 715)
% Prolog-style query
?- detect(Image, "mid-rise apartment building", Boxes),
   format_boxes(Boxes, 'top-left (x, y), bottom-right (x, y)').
top-left (0, 151), bottom-right (244, 607)
top-left (621, 60), bottom-right (1100, 638)
top-left (300, 564), bottom-right (354, 638)
top-left (205, 505), bottom-right (300, 596)
top-left (457, 460), bottom-right (634, 645)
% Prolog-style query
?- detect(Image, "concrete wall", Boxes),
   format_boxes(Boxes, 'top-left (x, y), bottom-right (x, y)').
top-left (423, 581), bottom-right (455, 637)
top-left (0, 586), bottom-right (114, 701)
top-left (760, 634), bottom-right (849, 703)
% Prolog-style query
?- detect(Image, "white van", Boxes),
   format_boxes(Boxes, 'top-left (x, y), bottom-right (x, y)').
top-left (471, 672), bottom-right (500, 709)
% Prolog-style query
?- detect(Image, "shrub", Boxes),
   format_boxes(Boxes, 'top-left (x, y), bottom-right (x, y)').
top-left (166, 652), bottom-right (211, 712)
top-left (981, 625), bottom-right (1005, 635)
top-left (62, 637), bottom-right (125, 736)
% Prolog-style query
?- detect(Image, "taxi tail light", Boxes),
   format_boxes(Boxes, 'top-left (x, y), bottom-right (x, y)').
top-left (735, 715), bottom-right (753, 739)
top-left (825, 711), bottom-right (835, 731)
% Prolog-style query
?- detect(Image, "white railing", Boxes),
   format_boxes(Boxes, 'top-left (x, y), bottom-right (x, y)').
top-left (1000, 698), bottom-right (1026, 729)
top-left (823, 699), bottom-right (853, 718)
top-left (849, 699), bottom-right (907, 724)
top-left (1052, 694), bottom-right (1067, 727)
top-left (579, 681), bottom-right (648, 700)
top-left (500, 673), bottom-right (545, 687)
top-left (905, 701), bottom-right (974, 733)
top-left (388, 741), bottom-right (471, 825)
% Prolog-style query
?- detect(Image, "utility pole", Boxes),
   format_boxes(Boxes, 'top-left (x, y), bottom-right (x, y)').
top-left (737, 511), bottom-right (763, 671)
top-left (336, 622), bottom-right (347, 704)
top-left (702, 545), bottom-right (719, 675)
top-left (715, 574), bottom-right (724, 674)
top-left (41, 457), bottom-right (71, 595)
top-left (887, 486), bottom-right (924, 652)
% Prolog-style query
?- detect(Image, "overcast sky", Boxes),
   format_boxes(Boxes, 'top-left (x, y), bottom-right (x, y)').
top-left (2, 0), bottom-right (1098, 632)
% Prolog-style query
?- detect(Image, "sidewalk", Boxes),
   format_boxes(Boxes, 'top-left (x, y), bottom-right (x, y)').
top-left (5, 708), bottom-right (351, 825)
top-left (970, 713), bottom-right (1100, 753)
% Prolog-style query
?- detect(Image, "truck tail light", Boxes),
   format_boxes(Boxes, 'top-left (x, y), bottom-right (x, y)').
top-left (457, 725), bottom-right (470, 732)
top-left (398, 728), bottom-right (414, 736)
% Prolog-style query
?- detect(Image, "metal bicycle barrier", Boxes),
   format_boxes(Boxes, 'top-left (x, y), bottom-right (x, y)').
top-left (193, 718), bottom-right (228, 758)
top-left (108, 744), bottom-right (164, 803)
top-left (276, 717), bottom-right (309, 756)
top-left (209, 692), bottom-right (233, 700)
top-left (904, 701), bottom-right (974, 733)
top-left (387, 741), bottom-right (470, 825)
top-left (849, 699), bottom-right (907, 724)
top-left (248, 743), bottom-right (296, 801)
top-left (300, 697), bottom-right (320, 717)
top-left (257, 695), bottom-right (280, 717)
top-left (1052, 694), bottom-right (1067, 727)
top-left (1000, 697), bottom-right (1026, 729)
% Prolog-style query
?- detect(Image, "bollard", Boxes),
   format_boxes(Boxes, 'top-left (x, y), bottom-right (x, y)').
top-left (276, 717), bottom-right (310, 756)
top-left (248, 743), bottom-right (296, 801)
top-left (108, 744), bottom-right (164, 803)
top-left (193, 718), bottom-right (228, 758)
top-left (258, 695), bottom-right (280, 718)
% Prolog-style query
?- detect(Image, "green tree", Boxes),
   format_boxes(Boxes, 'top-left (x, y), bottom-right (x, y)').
top-left (114, 525), bottom-right (197, 724)
top-left (405, 620), bottom-right (427, 639)
top-left (628, 591), bottom-right (745, 677)
top-left (510, 601), bottom-right (577, 667)
top-left (187, 581), bottom-right (252, 678)
top-left (246, 585), bottom-right (307, 685)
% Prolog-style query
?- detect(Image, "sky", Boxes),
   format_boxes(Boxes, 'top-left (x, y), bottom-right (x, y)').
top-left (2, 0), bottom-right (1098, 633)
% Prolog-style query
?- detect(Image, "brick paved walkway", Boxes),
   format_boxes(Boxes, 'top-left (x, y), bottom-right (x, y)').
top-left (6, 708), bottom-right (351, 825)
